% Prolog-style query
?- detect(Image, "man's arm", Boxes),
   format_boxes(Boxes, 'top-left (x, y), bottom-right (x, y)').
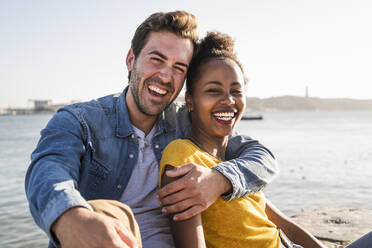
top-left (51, 206), bottom-right (137, 248)
top-left (215, 133), bottom-right (278, 200)
top-left (158, 163), bottom-right (231, 221)
top-left (24, 109), bottom-right (92, 244)
top-left (158, 133), bottom-right (278, 221)
top-left (24, 109), bottom-right (137, 248)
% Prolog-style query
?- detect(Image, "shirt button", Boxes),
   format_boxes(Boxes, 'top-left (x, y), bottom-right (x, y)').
top-left (130, 134), bottom-right (135, 139)
top-left (117, 184), bottom-right (122, 189)
top-left (129, 153), bottom-right (134, 159)
top-left (155, 144), bottom-right (160, 149)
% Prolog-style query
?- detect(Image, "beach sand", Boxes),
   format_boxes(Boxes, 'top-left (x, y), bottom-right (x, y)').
top-left (291, 206), bottom-right (372, 247)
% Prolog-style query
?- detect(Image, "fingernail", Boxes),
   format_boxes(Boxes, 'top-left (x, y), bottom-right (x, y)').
top-left (162, 208), bottom-right (167, 213)
top-left (173, 216), bottom-right (178, 221)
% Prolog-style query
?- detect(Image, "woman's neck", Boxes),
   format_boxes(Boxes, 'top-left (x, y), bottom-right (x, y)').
top-left (188, 128), bottom-right (228, 161)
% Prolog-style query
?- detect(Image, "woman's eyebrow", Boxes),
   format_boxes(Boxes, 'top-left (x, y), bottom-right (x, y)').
top-left (204, 81), bottom-right (242, 86)
top-left (204, 81), bottom-right (223, 86)
top-left (231, 82), bottom-right (243, 87)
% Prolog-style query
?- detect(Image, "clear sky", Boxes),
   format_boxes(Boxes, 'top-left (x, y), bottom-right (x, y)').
top-left (1, 0), bottom-right (372, 108)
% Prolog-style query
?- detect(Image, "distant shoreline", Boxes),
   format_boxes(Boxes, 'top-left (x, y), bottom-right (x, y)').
top-left (1, 95), bottom-right (372, 115)
top-left (245, 95), bottom-right (372, 112)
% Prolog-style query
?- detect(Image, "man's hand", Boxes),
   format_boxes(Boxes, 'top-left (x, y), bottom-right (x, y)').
top-left (52, 207), bottom-right (138, 248)
top-left (157, 163), bottom-right (232, 221)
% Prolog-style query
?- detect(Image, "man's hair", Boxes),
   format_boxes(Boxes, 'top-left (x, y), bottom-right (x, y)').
top-left (131, 10), bottom-right (198, 58)
top-left (186, 32), bottom-right (247, 95)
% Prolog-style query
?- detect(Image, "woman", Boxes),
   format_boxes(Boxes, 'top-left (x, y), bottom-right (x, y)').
top-left (158, 32), bottom-right (325, 248)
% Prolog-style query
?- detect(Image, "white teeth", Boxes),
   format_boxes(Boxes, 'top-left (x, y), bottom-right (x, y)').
top-left (213, 112), bottom-right (235, 117)
top-left (213, 112), bottom-right (235, 121)
top-left (149, 85), bottom-right (167, 95)
top-left (216, 116), bottom-right (233, 121)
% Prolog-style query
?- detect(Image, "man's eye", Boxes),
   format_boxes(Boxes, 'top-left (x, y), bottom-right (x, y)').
top-left (174, 66), bottom-right (185, 74)
top-left (151, 57), bottom-right (162, 63)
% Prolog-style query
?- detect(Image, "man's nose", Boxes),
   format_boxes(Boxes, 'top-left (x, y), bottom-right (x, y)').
top-left (158, 66), bottom-right (173, 83)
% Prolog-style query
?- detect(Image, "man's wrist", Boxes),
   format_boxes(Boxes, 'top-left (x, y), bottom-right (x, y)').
top-left (51, 207), bottom-right (90, 243)
top-left (212, 168), bottom-right (232, 196)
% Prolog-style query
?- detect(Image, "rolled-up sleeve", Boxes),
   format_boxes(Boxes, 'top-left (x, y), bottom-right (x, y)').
top-left (213, 134), bottom-right (279, 201)
top-left (24, 109), bottom-right (93, 246)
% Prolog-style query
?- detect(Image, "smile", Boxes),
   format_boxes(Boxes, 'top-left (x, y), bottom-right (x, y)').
top-left (212, 111), bottom-right (237, 121)
top-left (148, 85), bottom-right (168, 96)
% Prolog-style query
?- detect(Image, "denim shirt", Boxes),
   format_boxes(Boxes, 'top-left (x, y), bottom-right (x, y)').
top-left (25, 87), bottom-right (278, 248)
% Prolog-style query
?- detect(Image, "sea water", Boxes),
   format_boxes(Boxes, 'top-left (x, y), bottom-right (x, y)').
top-left (0, 112), bottom-right (371, 247)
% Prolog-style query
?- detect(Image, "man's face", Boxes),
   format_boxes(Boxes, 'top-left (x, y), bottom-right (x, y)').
top-left (127, 31), bottom-right (194, 116)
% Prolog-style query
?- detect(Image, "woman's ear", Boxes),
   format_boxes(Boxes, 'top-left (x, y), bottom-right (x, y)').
top-left (126, 48), bottom-right (135, 71)
top-left (185, 92), bottom-right (194, 112)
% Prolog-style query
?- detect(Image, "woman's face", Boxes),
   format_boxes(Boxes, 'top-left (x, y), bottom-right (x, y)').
top-left (187, 58), bottom-right (246, 139)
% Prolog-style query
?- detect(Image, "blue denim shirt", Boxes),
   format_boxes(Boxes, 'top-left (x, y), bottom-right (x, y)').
top-left (25, 87), bottom-right (278, 248)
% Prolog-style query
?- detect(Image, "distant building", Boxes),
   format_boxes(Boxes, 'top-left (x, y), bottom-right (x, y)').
top-left (29, 99), bottom-right (52, 111)
top-left (0, 108), bottom-right (8, 115)
top-left (1, 99), bottom-right (74, 116)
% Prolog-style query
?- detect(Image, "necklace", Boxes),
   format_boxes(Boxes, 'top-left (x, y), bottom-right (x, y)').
top-left (187, 135), bottom-right (224, 161)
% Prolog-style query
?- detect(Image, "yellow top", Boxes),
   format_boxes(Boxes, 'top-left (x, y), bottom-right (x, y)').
top-left (159, 139), bottom-right (281, 248)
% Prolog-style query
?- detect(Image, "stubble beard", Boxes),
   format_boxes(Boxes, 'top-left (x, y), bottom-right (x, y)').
top-left (128, 64), bottom-right (175, 117)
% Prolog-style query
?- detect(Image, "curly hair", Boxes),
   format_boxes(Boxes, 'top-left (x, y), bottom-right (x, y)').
top-left (186, 32), bottom-right (246, 95)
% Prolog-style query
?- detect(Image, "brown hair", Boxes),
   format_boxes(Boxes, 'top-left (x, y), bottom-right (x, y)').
top-left (131, 10), bottom-right (198, 58)
top-left (186, 32), bottom-right (247, 95)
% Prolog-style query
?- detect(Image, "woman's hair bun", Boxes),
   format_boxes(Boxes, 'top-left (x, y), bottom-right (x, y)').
top-left (200, 31), bottom-right (235, 54)
top-left (186, 31), bottom-right (245, 95)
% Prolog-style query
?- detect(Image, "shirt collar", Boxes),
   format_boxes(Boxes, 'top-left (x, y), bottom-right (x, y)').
top-left (155, 104), bottom-right (176, 134)
top-left (116, 86), bottom-right (133, 138)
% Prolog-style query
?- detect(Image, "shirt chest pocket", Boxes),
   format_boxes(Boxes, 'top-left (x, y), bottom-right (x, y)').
top-left (85, 157), bottom-right (111, 199)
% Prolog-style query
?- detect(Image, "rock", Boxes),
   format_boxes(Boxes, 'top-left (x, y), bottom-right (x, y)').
top-left (290, 206), bottom-right (372, 247)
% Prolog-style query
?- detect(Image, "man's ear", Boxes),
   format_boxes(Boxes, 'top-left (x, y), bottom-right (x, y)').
top-left (185, 92), bottom-right (194, 112)
top-left (126, 48), bottom-right (135, 71)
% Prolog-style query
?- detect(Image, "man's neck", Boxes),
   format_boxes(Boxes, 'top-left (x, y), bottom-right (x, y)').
top-left (125, 89), bottom-right (158, 135)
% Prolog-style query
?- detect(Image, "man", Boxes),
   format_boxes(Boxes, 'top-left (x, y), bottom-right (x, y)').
top-left (25, 11), bottom-right (278, 248)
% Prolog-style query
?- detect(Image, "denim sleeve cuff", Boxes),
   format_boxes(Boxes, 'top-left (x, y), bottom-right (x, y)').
top-left (212, 164), bottom-right (239, 201)
top-left (213, 159), bottom-right (271, 201)
top-left (41, 187), bottom-right (93, 247)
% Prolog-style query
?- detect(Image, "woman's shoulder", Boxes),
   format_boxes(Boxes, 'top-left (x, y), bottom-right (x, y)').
top-left (161, 139), bottom-right (202, 166)
top-left (164, 139), bottom-right (198, 152)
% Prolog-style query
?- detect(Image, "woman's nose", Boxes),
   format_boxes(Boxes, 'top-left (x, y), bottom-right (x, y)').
top-left (220, 93), bottom-right (235, 105)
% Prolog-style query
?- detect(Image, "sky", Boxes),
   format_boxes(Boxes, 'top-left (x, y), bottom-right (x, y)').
top-left (1, 0), bottom-right (372, 108)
